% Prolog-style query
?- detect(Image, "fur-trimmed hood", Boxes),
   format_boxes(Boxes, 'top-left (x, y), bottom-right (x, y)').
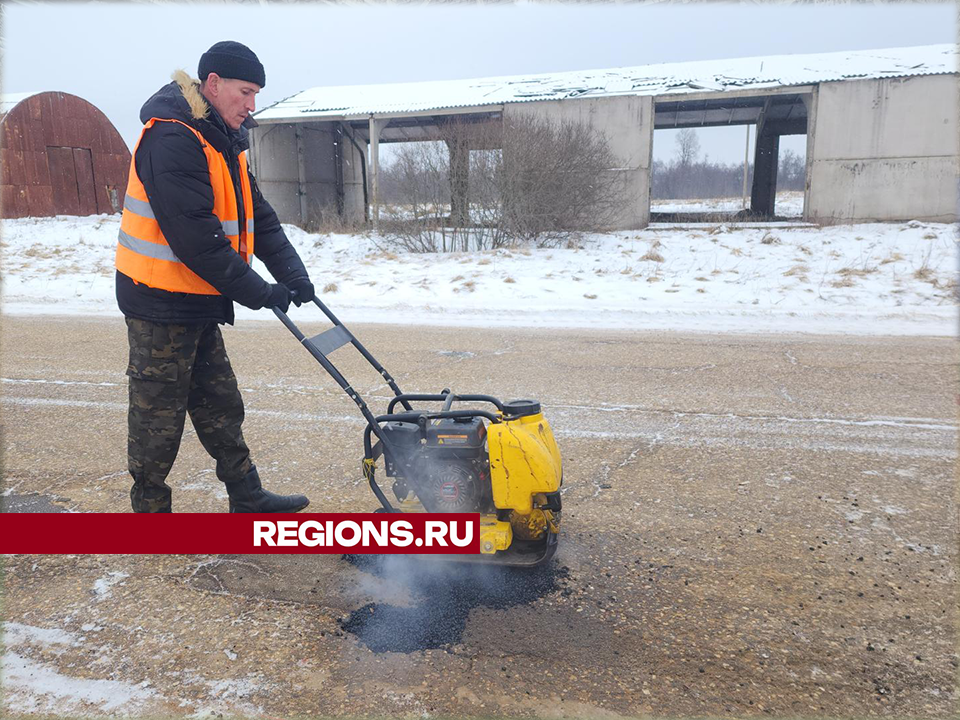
top-left (173, 69), bottom-right (210, 121)
top-left (138, 70), bottom-right (255, 152)
top-left (139, 70), bottom-right (210, 125)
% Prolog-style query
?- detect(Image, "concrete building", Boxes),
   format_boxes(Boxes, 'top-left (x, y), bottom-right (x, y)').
top-left (1, 91), bottom-right (130, 218)
top-left (251, 44), bottom-right (958, 230)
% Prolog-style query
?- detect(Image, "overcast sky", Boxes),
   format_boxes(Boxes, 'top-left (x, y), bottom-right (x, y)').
top-left (3, 1), bottom-right (956, 164)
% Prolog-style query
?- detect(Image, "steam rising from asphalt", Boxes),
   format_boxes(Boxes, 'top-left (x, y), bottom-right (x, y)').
top-left (339, 555), bottom-right (568, 653)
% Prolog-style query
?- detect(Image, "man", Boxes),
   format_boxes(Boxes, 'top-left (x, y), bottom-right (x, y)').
top-left (116, 41), bottom-right (313, 513)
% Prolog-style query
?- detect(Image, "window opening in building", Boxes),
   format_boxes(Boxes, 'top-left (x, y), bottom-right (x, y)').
top-left (651, 93), bottom-right (810, 225)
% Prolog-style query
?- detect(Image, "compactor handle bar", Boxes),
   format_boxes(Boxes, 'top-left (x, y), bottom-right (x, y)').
top-left (386, 392), bottom-right (506, 415)
top-left (272, 297), bottom-right (413, 415)
top-left (273, 298), bottom-right (504, 513)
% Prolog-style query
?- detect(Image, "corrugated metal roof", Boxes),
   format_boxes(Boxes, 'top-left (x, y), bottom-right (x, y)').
top-left (255, 44), bottom-right (957, 122)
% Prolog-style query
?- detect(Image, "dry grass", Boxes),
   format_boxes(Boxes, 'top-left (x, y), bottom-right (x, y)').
top-left (837, 266), bottom-right (878, 278)
top-left (461, 280), bottom-right (476, 292)
top-left (729, 247), bottom-right (745, 257)
top-left (322, 282), bottom-right (338, 293)
top-left (477, 258), bottom-right (492, 266)
top-left (933, 276), bottom-right (959, 298)
top-left (880, 252), bottom-right (905, 265)
top-left (451, 275), bottom-right (465, 283)
top-left (760, 232), bottom-right (781, 245)
top-left (830, 277), bottom-right (857, 289)
top-left (640, 250), bottom-right (665, 263)
top-left (503, 276), bottom-right (516, 284)
top-left (913, 267), bottom-right (934, 282)
top-left (365, 250), bottom-right (398, 262)
top-left (52, 262), bottom-right (83, 277)
top-left (694, 276), bottom-right (709, 282)
top-left (583, 293), bottom-right (598, 300)
top-left (306, 207), bottom-right (365, 236)
top-left (24, 245), bottom-right (56, 258)
top-left (783, 264), bottom-right (809, 280)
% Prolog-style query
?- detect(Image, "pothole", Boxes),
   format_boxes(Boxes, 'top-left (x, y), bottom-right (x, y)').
top-left (339, 556), bottom-right (569, 653)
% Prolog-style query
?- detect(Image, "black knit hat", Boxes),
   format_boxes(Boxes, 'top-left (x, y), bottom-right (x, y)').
top-left (198, 41), bottom-right (266, 88)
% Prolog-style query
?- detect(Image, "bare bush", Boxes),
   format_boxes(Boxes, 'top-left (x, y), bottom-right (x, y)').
top-left (379, 140), bottom-right (460, 252)
top-left (499, 114), bottom-right (625, 245)
top-left (378, 114), bottom-right (626, 252)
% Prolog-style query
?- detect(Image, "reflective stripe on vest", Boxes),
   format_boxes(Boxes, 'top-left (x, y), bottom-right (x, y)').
top-left (123, 192), bottom-right (253, 237)
top-left (115, 117), bottom-right (256, 295)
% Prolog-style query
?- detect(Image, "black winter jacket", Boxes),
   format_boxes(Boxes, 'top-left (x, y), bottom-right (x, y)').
top-left (116, 71), bottom-right (308, 325)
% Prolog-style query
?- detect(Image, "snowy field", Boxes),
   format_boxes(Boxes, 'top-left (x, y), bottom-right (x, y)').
top-left (1, 212), bottom-right (956, 336)
top-left (651, 191), bottom-right (805, 217)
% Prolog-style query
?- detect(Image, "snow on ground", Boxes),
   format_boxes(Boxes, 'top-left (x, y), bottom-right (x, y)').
top-left (1, 211), bottom-right (956, 336)
top-left (651, 191), bottom-right (805, 217)
top-left (2, 623), bottom-right (158, 715)
top-left (2, 617), bottom-right (270, 716)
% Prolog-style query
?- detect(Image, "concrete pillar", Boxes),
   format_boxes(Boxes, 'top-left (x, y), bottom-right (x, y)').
top-left (368, 116), bottom-right (380, 229)
top-left (750, 127), bottom-right (780, 217)
top-left (446, 137), bottom-right (469, 226)
top-left (368, 117), bottom-right (391, 229)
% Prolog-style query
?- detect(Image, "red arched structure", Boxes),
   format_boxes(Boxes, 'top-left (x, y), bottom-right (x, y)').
top-left (1, 91), bottom-right (131, 218)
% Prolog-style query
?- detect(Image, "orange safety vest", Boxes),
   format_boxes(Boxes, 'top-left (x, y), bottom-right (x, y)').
top-left (115, 117), bottom-right (255, 295)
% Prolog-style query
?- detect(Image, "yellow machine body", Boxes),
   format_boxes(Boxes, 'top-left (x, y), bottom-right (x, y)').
top-left (487, 411), bottom-right (562, 513)
top-left (487, 411), bottom-right (562, 552)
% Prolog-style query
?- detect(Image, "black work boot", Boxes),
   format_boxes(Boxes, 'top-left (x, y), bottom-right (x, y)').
top-left (131, 480), bottom-right (172, 513)
top-left (225, 465), bottom-right (310, 513)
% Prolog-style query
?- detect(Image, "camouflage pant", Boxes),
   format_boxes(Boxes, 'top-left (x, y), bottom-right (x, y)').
top-left (126, 318), bottom-right (252, 512)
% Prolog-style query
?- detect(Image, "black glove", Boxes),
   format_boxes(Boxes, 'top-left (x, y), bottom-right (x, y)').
top-left (266, 283), bottom-right (292, 313)
top-left (287, 277), bottom-right (315, 307)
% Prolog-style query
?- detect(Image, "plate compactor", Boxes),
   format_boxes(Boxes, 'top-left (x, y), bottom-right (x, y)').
top-left (274, 298), bottom-right (563, 567)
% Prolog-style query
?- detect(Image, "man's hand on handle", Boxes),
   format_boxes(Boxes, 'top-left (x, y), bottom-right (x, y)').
top-left (267, 283), bottom-right (292, 313)
top-left (288, 278), bottom-right (315, 307)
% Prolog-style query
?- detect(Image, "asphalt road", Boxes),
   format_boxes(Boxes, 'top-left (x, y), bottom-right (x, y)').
top-left (1, 315), bottom-right (956, 718)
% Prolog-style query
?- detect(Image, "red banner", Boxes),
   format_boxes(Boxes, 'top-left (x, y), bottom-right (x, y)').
top-left (0, 513), bottom-right (480, 554)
